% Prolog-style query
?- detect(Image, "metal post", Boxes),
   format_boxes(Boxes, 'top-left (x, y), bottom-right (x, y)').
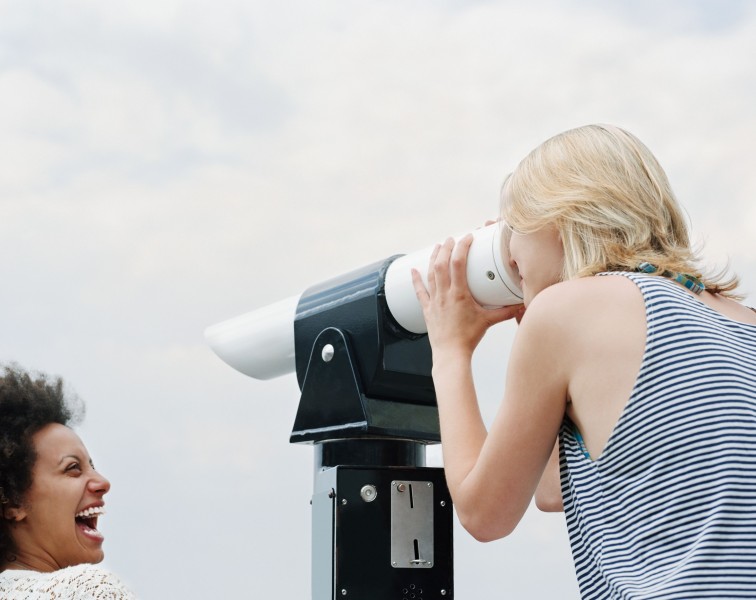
top-left (311, 440), bottom-right (453, 599)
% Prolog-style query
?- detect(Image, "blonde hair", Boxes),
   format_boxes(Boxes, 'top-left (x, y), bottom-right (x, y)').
top-left (501, 124), bottom-right (739, 296)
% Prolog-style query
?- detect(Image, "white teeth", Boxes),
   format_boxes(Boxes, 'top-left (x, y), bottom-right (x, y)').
top-left (75, 506), bottom-right (105, 519)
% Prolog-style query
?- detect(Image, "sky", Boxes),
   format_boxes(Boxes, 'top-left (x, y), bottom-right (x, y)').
top-left (1, 0), bottom-right (755, 597)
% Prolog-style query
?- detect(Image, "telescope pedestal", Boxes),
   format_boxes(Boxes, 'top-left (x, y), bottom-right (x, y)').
top-left (286, 265), bottom-right (456, 599)
top-left (311, 440), bottom-right (453, 600)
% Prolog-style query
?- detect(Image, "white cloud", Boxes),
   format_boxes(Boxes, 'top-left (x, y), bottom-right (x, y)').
top-left (1, 1), bottom-right (755, 598)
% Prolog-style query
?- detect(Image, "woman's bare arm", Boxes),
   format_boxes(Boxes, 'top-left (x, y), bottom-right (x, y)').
top-left (413, 237), bottom-right (570, 540)
top-left (535, 441), bottom-right (564, 512)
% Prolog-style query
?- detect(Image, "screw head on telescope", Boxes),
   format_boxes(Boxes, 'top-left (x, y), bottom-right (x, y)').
top-left (321, 343), bottom-right (335, 362)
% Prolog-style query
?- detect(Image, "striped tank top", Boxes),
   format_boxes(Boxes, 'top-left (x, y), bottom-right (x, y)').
top-left (560, 272), bottom-right (756, 599)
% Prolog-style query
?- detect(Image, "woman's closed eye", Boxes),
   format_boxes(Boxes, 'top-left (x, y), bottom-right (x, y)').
top-left (65, 462), bottom-right (82, 475)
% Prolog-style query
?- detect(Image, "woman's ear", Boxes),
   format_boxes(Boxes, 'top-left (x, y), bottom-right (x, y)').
top-left (2, 505), bottom-right (27, 522)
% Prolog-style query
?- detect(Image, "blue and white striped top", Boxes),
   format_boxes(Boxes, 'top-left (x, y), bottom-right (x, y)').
top-left (560, 273), bottom-right (756, 599)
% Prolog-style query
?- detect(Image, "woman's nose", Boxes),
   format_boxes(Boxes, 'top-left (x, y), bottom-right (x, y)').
top-left (89, 472), bottom-right (111, 495)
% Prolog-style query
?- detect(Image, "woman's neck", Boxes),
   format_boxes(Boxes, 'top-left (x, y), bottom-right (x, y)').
top-left (2, 553), bottom-right (59, 572)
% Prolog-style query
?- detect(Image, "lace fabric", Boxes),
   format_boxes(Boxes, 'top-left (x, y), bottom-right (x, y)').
top-left (0, 563), bottom-right (136, 599)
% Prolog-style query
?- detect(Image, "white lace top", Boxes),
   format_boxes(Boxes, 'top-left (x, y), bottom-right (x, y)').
top-left (0, 563), bottom-right (136, 599)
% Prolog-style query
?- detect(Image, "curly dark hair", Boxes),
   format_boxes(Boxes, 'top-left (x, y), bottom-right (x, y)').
top-left (0, 364), bottom-right (84, 569)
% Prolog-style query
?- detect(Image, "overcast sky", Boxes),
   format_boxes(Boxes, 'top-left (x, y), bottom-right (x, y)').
top-left (2, 1), bottom-right (755, 597)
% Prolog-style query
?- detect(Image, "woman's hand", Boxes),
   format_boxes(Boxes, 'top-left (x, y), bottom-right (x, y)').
top-left (411, 234), bottom-right (525, 361)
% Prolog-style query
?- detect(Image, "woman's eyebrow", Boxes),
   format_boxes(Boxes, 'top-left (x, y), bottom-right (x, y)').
top-left (57, 453), bottom-right (83, 465)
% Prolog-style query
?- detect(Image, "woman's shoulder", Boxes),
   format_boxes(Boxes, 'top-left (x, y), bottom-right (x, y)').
top-left (517, 273), bottom-right (647, 354)
top-left (527, 273), bottom-right (642, 320)
top-left (0, 564), bottom-right (136, 600)
top-left (57, 563), bottom-right (136, 599)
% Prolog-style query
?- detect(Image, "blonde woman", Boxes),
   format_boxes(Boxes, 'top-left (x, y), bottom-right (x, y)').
top-left (412, 124), bottom-right (756, 598)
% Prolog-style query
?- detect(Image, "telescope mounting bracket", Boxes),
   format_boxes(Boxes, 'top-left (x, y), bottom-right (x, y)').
top-left (290, 326), bottom-right (441, 444)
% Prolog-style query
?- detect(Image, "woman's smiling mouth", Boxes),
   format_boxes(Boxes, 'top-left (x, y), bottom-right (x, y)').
top-left (75, 506), bottom-right (105, 540)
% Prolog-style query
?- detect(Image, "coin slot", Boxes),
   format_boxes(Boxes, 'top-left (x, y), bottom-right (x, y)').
top-left (391, 480), bottom-right (434, 569)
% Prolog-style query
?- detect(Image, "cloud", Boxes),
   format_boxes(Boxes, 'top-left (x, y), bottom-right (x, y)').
top-left (1, 1), bottom-right (755, 598)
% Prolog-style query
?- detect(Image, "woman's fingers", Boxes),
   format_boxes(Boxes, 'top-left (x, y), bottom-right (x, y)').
top-left (431, 237), bottom-right (455, 292)
top-left (412, 233), bottom-right (523, 354)
top-left (411, 268), bottom-right (429, 307)
top-left (449, 234), bottom-right (473, 290)
top-left (424, 235), bottom-right (474, 298)
top-left (487, 303), bottom-right (526, 326)
top-left (426, 243), bottom-right (441, 293)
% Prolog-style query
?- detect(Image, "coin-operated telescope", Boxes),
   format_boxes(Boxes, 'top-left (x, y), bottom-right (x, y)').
top-left (205, 223), bottom-right (521, 600)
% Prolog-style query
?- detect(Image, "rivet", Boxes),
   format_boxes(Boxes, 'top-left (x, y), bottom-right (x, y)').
top-left (322, 344), bottom-right (335, 362)
top-left (486, 270), bottom-right (495, 280)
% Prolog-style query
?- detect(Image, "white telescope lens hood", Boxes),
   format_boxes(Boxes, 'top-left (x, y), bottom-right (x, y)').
top-left (204, 295), bottom-right (300, 380)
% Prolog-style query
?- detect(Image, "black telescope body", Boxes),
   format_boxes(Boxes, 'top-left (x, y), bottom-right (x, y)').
top-left (291, 255), bottom-right (442, 444)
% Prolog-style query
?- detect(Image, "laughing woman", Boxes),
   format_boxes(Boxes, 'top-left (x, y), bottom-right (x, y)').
top-left (0, 364), bottom-right (135, 599)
